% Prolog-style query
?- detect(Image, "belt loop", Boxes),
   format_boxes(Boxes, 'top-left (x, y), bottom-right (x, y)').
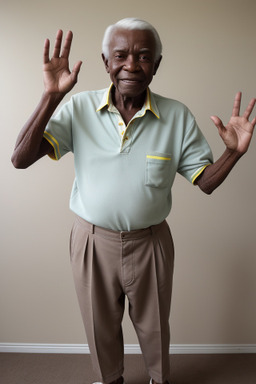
top-left (91, 224), bottom-right (95, 234)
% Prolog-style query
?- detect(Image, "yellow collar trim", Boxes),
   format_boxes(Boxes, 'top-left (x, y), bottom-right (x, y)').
top-left (96, 84), bottom-right (160, 119)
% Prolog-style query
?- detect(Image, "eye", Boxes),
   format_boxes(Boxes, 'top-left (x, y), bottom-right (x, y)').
top-left (139, 54), bottom-right (151, 62)
top-left (114, 52), bottom-right (126, 60)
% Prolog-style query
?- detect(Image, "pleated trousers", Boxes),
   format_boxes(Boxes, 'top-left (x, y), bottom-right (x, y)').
top-left (70, 216), bottom-right (174, 383)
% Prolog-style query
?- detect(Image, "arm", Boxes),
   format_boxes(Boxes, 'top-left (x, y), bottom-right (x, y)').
top-left (11, 30), bottom-right (82, 169)
top-left (196, 92), bottom-right (256, 194)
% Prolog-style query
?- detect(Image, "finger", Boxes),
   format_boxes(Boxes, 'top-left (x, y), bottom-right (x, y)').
top-left (43, 38), bottom-right (50, 64)
top-left (210, 115), bottom-right (225, 131)
top-left (243, 97), bottom-right (256, 120)
top-left (60, 30), bottom-right (73, 59)
top-left (52, 29), bottom-right (63, 58)
top-left (251, 116), bottom-right (256, 128)
top-left (70, 61), bottom-right (83, 83)
top-left (231, 91), bottom-right (242, 117)
top-left (72, 60), bottom-right (83, 75)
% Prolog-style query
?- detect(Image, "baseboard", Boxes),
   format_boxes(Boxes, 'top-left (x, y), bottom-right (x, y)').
top-left (0, 343), bottom-right (255, 354)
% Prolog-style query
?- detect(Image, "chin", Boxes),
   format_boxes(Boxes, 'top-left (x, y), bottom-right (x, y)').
top-left (119, 86), bottom-right (147, 99)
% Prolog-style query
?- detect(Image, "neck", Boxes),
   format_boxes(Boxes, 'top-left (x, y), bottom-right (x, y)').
top-left (112, 87), bottom-right (146, 110)
top-left (112, 88), bottom-right (146, 125)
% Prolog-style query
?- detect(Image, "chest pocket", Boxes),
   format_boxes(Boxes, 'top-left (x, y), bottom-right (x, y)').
top-left (145, 153), bottom-right (172, 188)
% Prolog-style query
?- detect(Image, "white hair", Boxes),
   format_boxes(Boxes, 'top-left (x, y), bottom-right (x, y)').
top-left (102, 17), bottom-right (162, 62)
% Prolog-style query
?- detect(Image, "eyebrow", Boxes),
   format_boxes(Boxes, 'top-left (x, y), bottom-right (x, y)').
top-left (112, 48), bottom-right (153, 54)
top-left (138, 48), bottom-right (152, 53)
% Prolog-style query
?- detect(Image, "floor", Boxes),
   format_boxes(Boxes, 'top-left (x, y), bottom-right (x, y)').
top-left (0, 353), bottom-right (256, 384)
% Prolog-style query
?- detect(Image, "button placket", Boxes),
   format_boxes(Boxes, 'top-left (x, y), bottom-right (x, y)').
top-left (118, 119), bottom-right (125, 137)
top-left (120, 120), bottom-right (135, 153)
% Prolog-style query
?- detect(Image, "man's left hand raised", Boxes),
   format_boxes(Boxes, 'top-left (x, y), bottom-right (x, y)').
top-left (210, 92), bottom-right (256, 155)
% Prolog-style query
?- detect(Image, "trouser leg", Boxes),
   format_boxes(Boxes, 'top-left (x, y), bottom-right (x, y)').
top-left (125, 221), bottom-right (174, 383)
top-left (70, 217), bottom-right (125, 383)
top-left (70, 217), bottom-right (174, 383)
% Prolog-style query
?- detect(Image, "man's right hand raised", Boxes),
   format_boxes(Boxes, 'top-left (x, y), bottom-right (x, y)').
top-left (11, 30), bottom-right (82, 169)
top-left (43, 29), bottom-right (82, 95)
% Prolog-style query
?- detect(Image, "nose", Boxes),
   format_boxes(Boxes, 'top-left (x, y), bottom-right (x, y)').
top-left (124, 55), bottom-right (139, 72)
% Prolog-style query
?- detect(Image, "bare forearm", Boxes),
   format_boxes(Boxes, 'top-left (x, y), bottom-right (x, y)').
top-left (196, 149), bottom-right (243, 194)
top-left (11, 92), bottom-right (64, 168)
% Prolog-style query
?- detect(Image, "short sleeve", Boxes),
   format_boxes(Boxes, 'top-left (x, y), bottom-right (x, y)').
top-left (178, 118), bottom-right (213, 184)
top-left (43, 100), bottom-right (73, 160)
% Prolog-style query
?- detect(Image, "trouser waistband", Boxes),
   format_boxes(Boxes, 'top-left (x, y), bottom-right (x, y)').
top-left (75, 216), bottom-right (165, 241)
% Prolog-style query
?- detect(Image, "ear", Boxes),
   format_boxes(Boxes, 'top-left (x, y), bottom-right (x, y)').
top-left (153, 55), bottom-right (162, 75)
top-left (102, 53), bottom-right (110, 73)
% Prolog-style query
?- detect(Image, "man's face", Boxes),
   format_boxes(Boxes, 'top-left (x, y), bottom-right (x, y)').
top-left (102, 28), bottom-right (162, 99)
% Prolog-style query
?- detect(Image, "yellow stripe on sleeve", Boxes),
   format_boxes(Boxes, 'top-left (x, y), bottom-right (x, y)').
top-left (191, 164), bottom-right (211, 184)
top-left (43, 131), bottom-right (61, 160)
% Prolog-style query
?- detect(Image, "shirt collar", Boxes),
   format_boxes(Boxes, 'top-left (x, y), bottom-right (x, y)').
top-left (96, 84), bottom-right (160, 119)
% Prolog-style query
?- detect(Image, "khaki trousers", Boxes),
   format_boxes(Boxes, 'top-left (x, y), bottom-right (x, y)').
top-left (70, 216), bottom-right (174, 383)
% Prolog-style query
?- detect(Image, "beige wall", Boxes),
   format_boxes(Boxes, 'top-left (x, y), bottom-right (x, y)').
top-left (1, 0), bottom-right (256, 345)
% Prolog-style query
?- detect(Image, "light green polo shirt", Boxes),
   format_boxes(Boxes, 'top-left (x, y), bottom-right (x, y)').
top-left (44, 85), bottom-right (213, 231)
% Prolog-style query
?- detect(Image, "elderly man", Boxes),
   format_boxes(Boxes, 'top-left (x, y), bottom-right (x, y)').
top-left (12, 18), bottom-right (255, 384)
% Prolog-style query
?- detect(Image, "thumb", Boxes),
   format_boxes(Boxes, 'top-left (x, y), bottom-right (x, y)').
top-left (73, 60), bottom-right (83, 74)
top-left (210, 115), bottom-right (225, 133)
top-left (71, 60), bottom-right (83, 83)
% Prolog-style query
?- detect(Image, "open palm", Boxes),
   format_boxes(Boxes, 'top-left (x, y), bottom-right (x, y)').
top-left (43, 30), bottom-right (82, 95)
top-left (211, 92), bottom-right (256, 155)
